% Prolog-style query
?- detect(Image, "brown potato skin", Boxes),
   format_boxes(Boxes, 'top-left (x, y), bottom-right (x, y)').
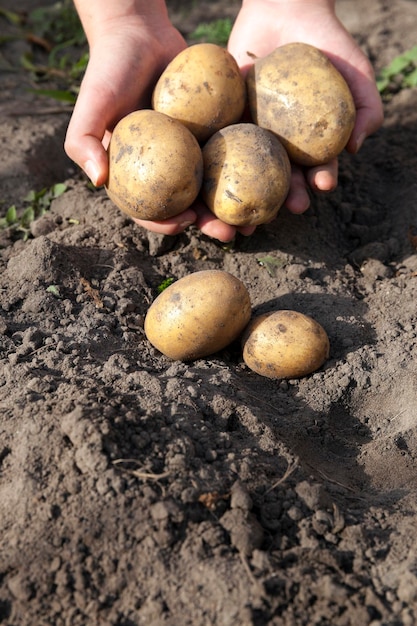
top-left (152, 43), bottom-right (246, 143)
top-left (144, 270), bottom-right (252, 361)
top-left (242, 310), bottom-right (330, 379)
top-left (201, 123), bottom-right (291, 227)
top-left (246, 43), bottom-right (356, 166)
top-left (106, 110), bottom-right (203, 221)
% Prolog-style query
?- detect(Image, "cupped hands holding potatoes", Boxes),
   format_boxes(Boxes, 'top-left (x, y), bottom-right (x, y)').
top-left (65, 0), bottom-right (383, 243)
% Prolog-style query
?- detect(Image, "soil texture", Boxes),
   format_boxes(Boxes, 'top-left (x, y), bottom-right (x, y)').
top-left (1, 1), bottom-right (417, 624)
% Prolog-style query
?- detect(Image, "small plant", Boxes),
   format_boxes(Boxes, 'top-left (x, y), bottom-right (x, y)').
top-left (0, 182), bottom-right (67, 240)
top-left (0, 1), bottom-right (87, 104)
top-left (157, 277), bottom-right (175, 294)
top-left (377, 46), bottom-right (417, 96)
top-left (257, 255), bottom-right (286, 277)
top-left (189, 18), bottom-right (233, 46)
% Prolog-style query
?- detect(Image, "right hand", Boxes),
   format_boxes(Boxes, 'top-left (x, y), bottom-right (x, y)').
top-left (64, 17), bottom-right (187, 189)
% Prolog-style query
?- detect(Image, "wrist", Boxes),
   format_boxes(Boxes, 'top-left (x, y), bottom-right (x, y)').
top-left (74, 0), bottom-right (171, 44)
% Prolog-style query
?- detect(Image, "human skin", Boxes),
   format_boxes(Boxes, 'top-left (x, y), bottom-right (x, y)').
top-left (64, 0), bottom-right (384, 242)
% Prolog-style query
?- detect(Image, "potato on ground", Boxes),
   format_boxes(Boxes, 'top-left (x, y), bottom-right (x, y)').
top-left (144, 270), bottom-right (252, 361)
top-left (242, 310), bottom-right (330, 379)
top-left (246, 42), bottom-right (356, 166)
top-left (106, 109), bottom-right (203, 221)
top-left (152, 43), bottom-right (246, 142)
top-left (201, 123), bottom-right (291, 227)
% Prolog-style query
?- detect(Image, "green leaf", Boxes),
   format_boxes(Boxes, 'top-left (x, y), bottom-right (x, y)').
top-left (21, 206), bottom-right (35, 227)
top-left (6, 205), bottom-right (17, 224)
top-left (51, 183), bottom-right (68, 197)
top-left (386, 54), bottom-right (412, 76)
top-left (157, 277), bottom-right (175, 293)
top-left (46, 284), bottom-right (62, 298)
top-left (377, 45), bottom-right (417, 94)
top-left (0, 205), bottom-right (17, 229)
top-left (23, 189), bottom-right (38, 203)
top-left (257, 255), bottom-right (286, 277)
top-left (189, 18), bottom-right (233, 46)
top-left (376, 77), bottom-right (390, 93)
top-left (403, 67), bottom-right (417, 88)
top-left (0, 7), bottom-right (23, 26)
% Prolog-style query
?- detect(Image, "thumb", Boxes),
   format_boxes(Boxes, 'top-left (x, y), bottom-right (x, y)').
top-left (64, 68), bottom-right (114, 186)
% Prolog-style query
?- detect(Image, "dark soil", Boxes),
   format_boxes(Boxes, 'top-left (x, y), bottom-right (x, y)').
top-left (1, 1), bottom-right (417, 624)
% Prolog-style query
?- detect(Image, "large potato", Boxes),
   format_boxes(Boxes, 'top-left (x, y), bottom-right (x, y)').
top-left (144, 270), bottom-right (252, 361)
top-left (242, 310), bottom-right (330, 379)
top-left (106, 109), bottom-right (203, 220)
top-left (152, 43), bottom-right (246, 143)
top-left (201, 123), bottom-right (291, 227)
top-left (246, 43), bottom-right (356, 166)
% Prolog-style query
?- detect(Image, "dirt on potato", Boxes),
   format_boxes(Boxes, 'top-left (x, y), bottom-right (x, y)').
top-left (1, 1), bottom-right (417, 624)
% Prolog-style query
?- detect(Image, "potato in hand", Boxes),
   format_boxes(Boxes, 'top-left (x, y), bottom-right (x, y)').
top-left (152, 43), bottom-right (246, 143)
top-left (106, 109), bottom-right (203, 221)
top-left (246, 42), bottom-right (356, 166)
top-left (201, 123), bottom-right (291, 227)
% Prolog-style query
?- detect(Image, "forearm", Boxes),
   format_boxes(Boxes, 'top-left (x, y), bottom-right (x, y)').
top-left (73, 0), bottom-right (170, 43)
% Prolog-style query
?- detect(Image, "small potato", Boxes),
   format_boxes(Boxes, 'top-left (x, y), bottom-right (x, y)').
top-left (242, 310), bottom-right (330, 379)
top-left (201, 123), bottom-right (291, 227)
top-left (246, 42), bottom-right (356, 166)
top-left (106, 109), bottom-right (203, 221)
top-left (144, 270), bottom-right (252, 361)
top-left (152, 43), bottom-right (246, 142)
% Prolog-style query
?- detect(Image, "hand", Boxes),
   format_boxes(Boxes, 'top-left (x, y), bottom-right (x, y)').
top-left (65, 13), bottom-right (186, 186)
top-left (228, 0), bottom-right (384, 215)
top-left (64, 9), bottom-right (254, 243)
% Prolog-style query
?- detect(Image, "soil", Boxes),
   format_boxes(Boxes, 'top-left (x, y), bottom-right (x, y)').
top-left (1, 1), bottom-right (417, 624)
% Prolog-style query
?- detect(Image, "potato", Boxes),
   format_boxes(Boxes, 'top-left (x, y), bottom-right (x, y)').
top-left (201, 123), bottom-right (291, 227)
top-left (246, 42), bottom-right (356, 166)
top-left (106, 109), bottom-right (203, 220)
top-left (242, 310), bottom-right (330, 379)
top-left (152, 43), bottom-right (246, 143)
top-left (144, 270), bottom-right (252, 361)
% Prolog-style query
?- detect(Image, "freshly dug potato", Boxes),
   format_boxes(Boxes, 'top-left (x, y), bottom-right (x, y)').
top-left (246, 42), bottom-right (356, 166)
top-left (106, 109), bottom-right (203, 220)
top-left (201, 123), bottom-right (291, 227)
top-left (152, 43), bottom-right (246, 142)
top-left (242, 310), bottom-right (330, 379)
top-left (144, 270), bottom-right (252, 361)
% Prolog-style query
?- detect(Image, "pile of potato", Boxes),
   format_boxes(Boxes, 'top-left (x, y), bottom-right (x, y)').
top-left (144, 269), bottom-right (330, 379)
top-left (106, 42), bottom-right (352, 377)
top-left (106, 42), bottom-right (355, 227)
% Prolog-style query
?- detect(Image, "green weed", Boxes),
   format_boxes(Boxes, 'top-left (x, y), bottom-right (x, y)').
top-left (157, 277), bottom-right (175, 294)
top-left (189, 18), bottom-right (233, 46)
top-left (377, 46), bottom-right (417, 96)
top-left (0, 1), bottom-right (87, 104)
top-left (0, 183), bottom-right (67, 240)
top-left (257, 255), bottom-right (287, 277)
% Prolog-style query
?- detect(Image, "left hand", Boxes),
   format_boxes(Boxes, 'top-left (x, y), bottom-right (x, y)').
top-left (227, 0), bottom-right (384, 215)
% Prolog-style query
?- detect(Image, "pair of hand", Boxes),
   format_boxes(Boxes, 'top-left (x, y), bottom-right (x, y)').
top-left (64, 0), bottom-right (384, 242)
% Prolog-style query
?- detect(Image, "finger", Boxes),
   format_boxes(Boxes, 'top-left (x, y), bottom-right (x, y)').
top-left (306, 158), bottom-right (338, 192)
top-left (132, 208), bottom-right (197, 236)
top-left (194, 203), bottom-right (239, 242)
top-left (346, 90), bottom-right (384, 153)
top-left (334, 59), bottom-right (384, 154)
top-left (64, 78), bottom-right (113, 186)
top-left (284, 165), bottom-right (311, 214)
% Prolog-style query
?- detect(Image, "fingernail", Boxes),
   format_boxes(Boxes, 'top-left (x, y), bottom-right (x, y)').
top-left (356, 133), bottom-right (366, 153)
top-left (180, 220), bottom-right (194, 229)
top-left (84, 160), bottom-right (99, 186)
